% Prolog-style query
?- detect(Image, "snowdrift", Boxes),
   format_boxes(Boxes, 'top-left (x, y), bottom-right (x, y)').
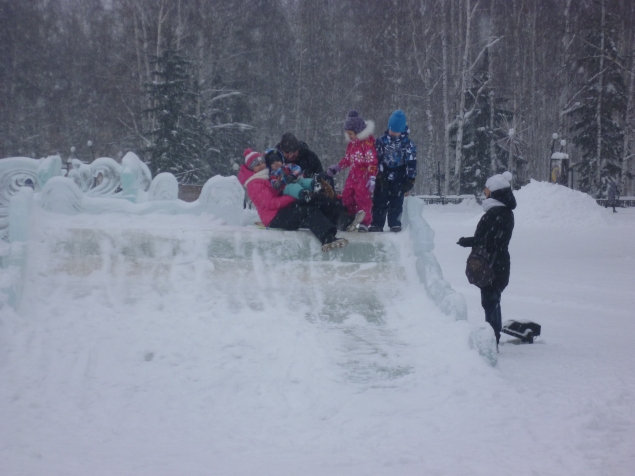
top-left (514, 179), bottom-right (608, 227)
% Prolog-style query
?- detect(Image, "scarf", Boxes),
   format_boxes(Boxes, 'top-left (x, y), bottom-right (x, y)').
top-left (482, 197), bottom-right (506, 212)
top-left (244, 168), bottom-right (270, 188)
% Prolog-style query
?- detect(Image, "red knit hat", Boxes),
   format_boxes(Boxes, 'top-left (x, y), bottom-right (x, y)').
top-left (243, 148), bottom-right (264, 170)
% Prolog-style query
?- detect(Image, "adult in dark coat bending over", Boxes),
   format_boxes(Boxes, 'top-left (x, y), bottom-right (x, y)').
top-left (457, 171), bottom-right (516, 346)
top-left (276, 132), bottom-right (324, 179)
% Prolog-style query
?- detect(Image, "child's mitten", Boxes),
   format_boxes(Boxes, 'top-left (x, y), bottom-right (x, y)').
top-left (401, 177), bottom-right (415, 193)
top-left (319, 177), bottom-right (335, 199)
top-left (327, 164), bottom-right (341, 177)
top-left (366, 176), bottom-right (376, 193)
top-left (298, 189), bottom-right (313, 203)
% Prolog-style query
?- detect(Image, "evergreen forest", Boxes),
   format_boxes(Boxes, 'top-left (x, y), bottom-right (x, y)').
top-left (2, 0), bottom-right (634, 197)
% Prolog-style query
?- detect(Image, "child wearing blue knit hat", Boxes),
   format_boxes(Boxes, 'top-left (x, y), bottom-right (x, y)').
top-left (388, 110), bottom-right (407, 133)
top-left (369, 110), bottom-right (417, 232)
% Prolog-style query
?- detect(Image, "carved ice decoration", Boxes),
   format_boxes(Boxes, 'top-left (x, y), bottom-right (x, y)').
top-left (36, 155), bottom-right (63, 188)
top-left (87, 157), bottom-right (122, 197)
top-left (120, 152), bottom-right (152, 203)
top-left (198, 175), bottom-right (244, 226)
top-left (1, 152), bottom-right (249, 240)
top-left (38, 177), bottom-right (84, 215)
top-left (148, 173), bottom-right (179, 201)
top-left (1, 157), bottom-right (40, 240)
top-left (67, 158), bottom-right (94, 192)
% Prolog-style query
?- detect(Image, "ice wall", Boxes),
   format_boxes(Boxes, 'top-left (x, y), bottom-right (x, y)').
top-left (0, 187), bottom-right (33, 308)
top-left (0, 153), bottom-right (243, 310)
top-left (0, 154), bottom-right (466, 330)
top-left (403, 197), bottom-right (467, 321)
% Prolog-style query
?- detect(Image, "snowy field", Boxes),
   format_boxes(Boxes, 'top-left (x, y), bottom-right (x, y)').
top-left (1, 181), bottom-right (634, 476)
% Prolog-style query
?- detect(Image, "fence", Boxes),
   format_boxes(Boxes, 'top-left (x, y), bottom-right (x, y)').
top-left (596, 198), bottom-right (635, 208)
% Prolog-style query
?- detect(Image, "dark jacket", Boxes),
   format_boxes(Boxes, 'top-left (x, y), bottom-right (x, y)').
top-left (460, 188), bottom-right (516, 291)
top-left (375, 128), bottom-right (417, 180)
top-left (607, 181), bottom-right (619, 201)
top-left (275, 141), bottom-right (324, 178)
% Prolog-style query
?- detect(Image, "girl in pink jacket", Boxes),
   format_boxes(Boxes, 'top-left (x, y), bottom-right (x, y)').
top-left (327, 110), bottom-right (377, 232)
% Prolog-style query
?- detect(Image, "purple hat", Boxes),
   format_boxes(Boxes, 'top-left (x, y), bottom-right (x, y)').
top-left (344, 110), bottom-right (366, 134)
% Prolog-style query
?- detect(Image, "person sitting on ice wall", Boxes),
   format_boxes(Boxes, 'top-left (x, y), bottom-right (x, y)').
top-left (275, 132), bottom-right (325, 180)
top-left (238, 149), bottom-right (363, 252)
top-left (326, 110), bottom-right (377, 233)
top-left (265, 148), bottom-right (335, 202)
top-left (457, 171), bottom-right (516, 347)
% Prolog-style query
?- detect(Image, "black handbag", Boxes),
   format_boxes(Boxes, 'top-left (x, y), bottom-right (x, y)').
top-left (465, 244), bottom-right (497, 288)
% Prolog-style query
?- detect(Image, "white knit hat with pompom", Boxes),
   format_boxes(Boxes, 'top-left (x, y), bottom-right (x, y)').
top-left (486, 171), bottom-right (512, 192)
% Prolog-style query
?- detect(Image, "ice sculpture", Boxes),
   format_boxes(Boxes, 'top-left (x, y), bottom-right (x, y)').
top-left (36, 155), bottom-right (63, 189)
top-left (88, 157), bottom-right (122, 197)
top-left (198, 175), bottom-right (244, 226)
top-left (148, 173), bottom-right (179, 201)
top-left (0, 157), bottom-right (40, 240)
top-left (403, 197), bottom-right (467, 321)
top-left (38, 177), bottom-right (84, 215)
top-left (120, 163), bottom-right (139, 202)
top-left (9, 187), bottom-right (33, 242)
top-left (0, 187), bottom-right (34, 308)
top-left (468, 323), bottom-right (498, 367)
top-left (67, 158), bottom-right (94, 192)
top-left (121, 152), bottom-right (152, 194)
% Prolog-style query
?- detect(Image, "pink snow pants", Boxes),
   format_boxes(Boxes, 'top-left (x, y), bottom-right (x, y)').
top-left (341, 178), bottom-right (372, 226)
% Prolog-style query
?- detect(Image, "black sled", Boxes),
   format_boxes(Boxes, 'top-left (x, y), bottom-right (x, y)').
top-left (502, 320), bottom-right (541, 344)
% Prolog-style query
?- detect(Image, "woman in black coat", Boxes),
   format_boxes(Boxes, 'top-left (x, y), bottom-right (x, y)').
top-left (457, 172), bottom-right (516, 346)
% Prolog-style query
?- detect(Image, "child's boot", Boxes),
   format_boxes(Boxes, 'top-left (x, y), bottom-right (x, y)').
top-left (346, 210), bottom-right (366, 232)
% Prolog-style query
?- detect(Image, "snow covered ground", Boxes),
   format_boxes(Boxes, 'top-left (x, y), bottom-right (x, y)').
top-left (1, 181), bottom-right (634, 475)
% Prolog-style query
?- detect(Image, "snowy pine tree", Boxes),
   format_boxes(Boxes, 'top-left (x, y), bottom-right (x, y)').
top-left (567, 4), bottom-right (627, 196)
top-left (142, 39), bottom-right (211, 184)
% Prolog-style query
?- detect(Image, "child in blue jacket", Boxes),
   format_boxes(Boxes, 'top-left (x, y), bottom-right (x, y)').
top-left (369, 110), bottom-right (417, 232)
top-left (265, 148), bottom-right (316, 202)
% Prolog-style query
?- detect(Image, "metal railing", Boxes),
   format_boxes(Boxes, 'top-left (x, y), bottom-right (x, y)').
top-left (596, 198), bottom-right (635, 208)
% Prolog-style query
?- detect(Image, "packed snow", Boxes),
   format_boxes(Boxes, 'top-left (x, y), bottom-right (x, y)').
top-left (514, 179), bottom-right (609, 228)
top-left (1, 180), bottom-right (634, 475)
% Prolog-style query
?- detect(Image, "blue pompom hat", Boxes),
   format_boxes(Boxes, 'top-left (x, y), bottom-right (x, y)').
top-left (388, 110), bottom-right (407, 133)
top-left (344, 110), bottom-right (366, 134)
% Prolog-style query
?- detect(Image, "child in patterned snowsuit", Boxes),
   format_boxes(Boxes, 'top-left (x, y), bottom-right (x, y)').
top-left (326, 110), bottom-right (377, 232)
top-left (265, 148), bottom-right (316, 202)
top-left (369, 110), bottom-right (417, 232)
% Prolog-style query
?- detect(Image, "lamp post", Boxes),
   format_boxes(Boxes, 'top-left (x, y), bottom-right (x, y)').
top-left (550, 133), bottom-right (558, 153)
top-left (87, 140), bottom-right (95, 162)
top-left (549, 133), bottom-right (558, 181)
top-left (67, 146), bottom-right (77, 174)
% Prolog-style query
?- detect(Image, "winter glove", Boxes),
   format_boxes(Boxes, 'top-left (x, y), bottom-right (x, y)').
top-left (311, 178), bottom-right (322, 193)
top-left (401, 177), bottom-right (415, 194)
top-left (457, 237), bottom-right (474, 247)
top-left (327, 164), bottom-right (341, 177)
top-left (367, 176), bottom-right (376, 194)
top-left (298, 189), bottom-right (313, 203)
